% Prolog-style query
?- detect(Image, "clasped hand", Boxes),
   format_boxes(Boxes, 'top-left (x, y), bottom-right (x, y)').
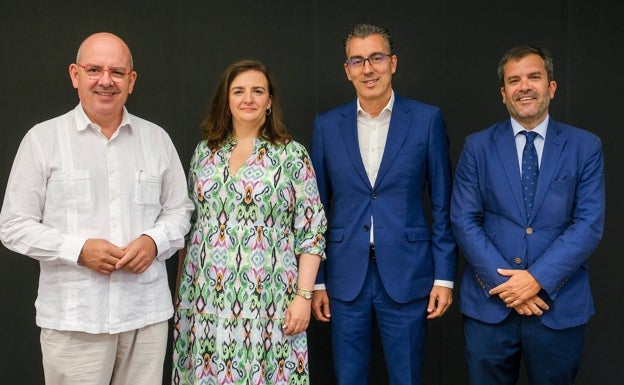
top-left (78, 235), bottom-right (157, 275)
top-left (489, 268), bottom-right (549, 316)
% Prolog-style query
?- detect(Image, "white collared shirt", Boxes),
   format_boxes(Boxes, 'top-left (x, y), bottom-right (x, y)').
top-left (357, 92), bottom-right (394, 247)
top-left (511, 115), bottom-right (549, 172)
top-left (0, 104), bottom-right (193, 333)
top-left (357, 93), bottom-right (394, 187)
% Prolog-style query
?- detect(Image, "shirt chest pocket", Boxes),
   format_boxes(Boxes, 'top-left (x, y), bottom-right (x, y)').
top-left (48, 170), bottom-right (91, 206)
top-left (134, 171), bottom-right (162, 206)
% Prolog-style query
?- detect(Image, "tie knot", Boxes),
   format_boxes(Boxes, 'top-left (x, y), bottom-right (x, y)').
top-left (523, 131), bottom-right (538, 143)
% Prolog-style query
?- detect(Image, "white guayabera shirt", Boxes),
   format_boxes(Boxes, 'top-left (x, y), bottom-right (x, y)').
top-left (0, 104), bottom-right (193, 334)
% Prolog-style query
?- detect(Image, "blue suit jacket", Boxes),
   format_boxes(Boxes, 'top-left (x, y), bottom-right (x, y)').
top-left (311, 94), bottom-right (457, 303)
top-left (451, 118), bottom-right (605, 329)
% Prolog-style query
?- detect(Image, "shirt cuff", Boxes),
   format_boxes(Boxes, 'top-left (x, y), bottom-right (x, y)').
top-left (142, 228), bottom-right (167, 260)
top-left (60, 234), bottom-right (88, 266)
top-left (314, 283), bottom-right (326, 291)
top-left (434, 279), bottom-right (454, 289)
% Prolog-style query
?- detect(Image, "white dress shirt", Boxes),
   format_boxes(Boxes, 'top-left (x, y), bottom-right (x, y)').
top-left (0, 104), bottom-right (193, 334)
top-left (511, 115), bottom-right (549, 170)
top-left (357, 93), bottom-right (393, 248)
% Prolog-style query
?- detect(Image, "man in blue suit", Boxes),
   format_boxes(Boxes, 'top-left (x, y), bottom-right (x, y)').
top-left (451, 46), bottom-right (605, 385)
top-left (310, 23), bottom-right (457, 385)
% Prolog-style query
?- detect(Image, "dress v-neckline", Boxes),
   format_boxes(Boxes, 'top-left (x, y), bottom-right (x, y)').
top-left (227, 137), bottom-right (258, 176)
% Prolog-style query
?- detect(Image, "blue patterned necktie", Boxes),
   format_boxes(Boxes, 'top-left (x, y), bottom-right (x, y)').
top-left (521, 131), bottom-right (539, 218)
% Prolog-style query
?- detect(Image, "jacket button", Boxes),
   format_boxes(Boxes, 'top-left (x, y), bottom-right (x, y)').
top-left (363, 225), bottom-right (370, 232)
top-left (514, 257), bottom-right (522, 265)
top-left (525, 227), bottom-right (533, 234)
top-left (371, 193), bottom-right (378, 199)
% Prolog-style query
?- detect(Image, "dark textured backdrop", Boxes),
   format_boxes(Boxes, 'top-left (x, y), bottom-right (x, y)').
top-left (1, 1), bottom-right (622, 384)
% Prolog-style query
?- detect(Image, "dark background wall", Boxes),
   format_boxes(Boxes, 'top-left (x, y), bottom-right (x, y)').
top-left (1, 1), bottom-right (622, 384)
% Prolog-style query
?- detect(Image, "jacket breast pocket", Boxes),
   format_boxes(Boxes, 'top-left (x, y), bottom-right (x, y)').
top-left (396, 144), bottom-right (425, 158)
top-left (546, 176), bottom-right (576, 212)
top-left (134, 171), bottom-right (162, 206)
top-left (48, 170), bottom-right (91, 206)
top-left (550, 175), bottom-right (576, 195)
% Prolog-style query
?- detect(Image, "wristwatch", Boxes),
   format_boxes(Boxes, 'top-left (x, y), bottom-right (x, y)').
top-left (296, 288), bottom-right (313, 300)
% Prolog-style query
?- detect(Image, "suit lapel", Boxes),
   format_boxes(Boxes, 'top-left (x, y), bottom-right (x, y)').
top-left (375, 96), bottom-right (409, 187)
top-left (493, 121), bottom-right (527, 220)
top-left (532, 120), bottom-right (565, 219)
top-left (339, 102), bottom-right (372, 188)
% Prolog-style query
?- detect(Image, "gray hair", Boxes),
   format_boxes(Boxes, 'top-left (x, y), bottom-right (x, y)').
top-left (343, 23), bottom-right (393, 57)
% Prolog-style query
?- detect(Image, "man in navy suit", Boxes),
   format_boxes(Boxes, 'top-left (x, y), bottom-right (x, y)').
top-left (451, 46), bottom-right (605, 385)
top-left (310, 23), bottom-right (457, 385)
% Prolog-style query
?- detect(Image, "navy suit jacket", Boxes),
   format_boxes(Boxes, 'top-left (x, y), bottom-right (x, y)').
top-left (311, 94), bottom-right (456, 303)
top-left (451, 118), bottom-right (605, 329)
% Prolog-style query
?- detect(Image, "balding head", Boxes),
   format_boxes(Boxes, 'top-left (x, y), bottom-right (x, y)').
top-left (76, 32), bottom-right (134, 70)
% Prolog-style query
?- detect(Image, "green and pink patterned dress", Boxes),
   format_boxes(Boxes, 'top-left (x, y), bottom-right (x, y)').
top-left (172, 137), bottom-right (326, 385)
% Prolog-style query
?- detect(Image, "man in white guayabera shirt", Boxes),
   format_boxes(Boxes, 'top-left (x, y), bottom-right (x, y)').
top-left (0, 32), bottom-right (193, 385)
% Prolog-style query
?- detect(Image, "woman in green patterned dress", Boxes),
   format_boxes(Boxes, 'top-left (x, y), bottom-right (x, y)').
top-left (172, 59), bottom-right (327, 385)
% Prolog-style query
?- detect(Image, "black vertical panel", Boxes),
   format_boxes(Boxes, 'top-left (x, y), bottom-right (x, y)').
top-left (0, 1), bottom-right (622, 384)
top-left (564, 2), bottom-right (624, 385)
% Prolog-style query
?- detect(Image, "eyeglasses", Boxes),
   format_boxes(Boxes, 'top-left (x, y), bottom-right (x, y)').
top-left (76, 63), bottom-right (132, 80)
top-left (345, 53), bottom-right (392, 68)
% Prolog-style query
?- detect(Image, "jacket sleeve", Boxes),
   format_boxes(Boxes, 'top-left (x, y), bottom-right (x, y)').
top-left (426, 108), bottom-right (457, 283)
top-left (311, 115), bottom-right (331, 285)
